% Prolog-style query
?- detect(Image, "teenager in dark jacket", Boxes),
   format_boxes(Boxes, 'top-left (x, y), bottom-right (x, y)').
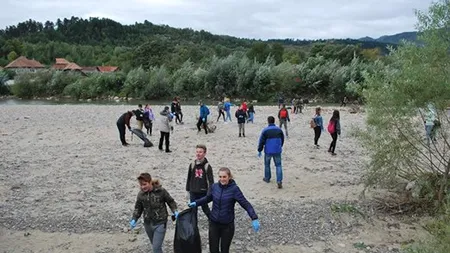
top-left (186, 144), bottom-right (214, 219)
top-left (129, 173), bottom-right (178, 253)
top-left (134, 104), bottom-right (145, 130)
top-left (171, 97), bottom-right (183, 124)
top-left (189, 167), bottom-right (260, 253)
top-left (247, 103), bottom-right (255, 123)
top-left (116, 111), bottom-right (134, 146)
top-left (235, 105), bottom-right (247, 137)
top-left (328, 110), bottom-right (341, 156)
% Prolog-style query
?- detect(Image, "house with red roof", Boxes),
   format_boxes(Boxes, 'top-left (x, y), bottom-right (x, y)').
top-left (5, 56), bottom-right (45, 73)
top-left (51, 58), bottom-right (118, 74)
top-left (97, 66), bottom-right (119, 73)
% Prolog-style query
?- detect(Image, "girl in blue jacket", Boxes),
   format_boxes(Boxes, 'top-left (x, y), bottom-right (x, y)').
top-left (189, 167), bottom-right (260, 253)
top-left (312, 107), bottom-right (324, 148)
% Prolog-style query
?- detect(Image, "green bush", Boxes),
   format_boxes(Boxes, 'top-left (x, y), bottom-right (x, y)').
top-left (12, 70), bottom-right (53, 98)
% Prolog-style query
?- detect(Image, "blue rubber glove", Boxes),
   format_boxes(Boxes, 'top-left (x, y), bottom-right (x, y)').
top-left (188, 202), bottom-right (197, 208)
top-left (129, 219), bottom-right (137, 229)
top-left (252, 219), bottom-right (260, 232)
top-left (202, 118), bottom-right (206, 122)
top-left (174, 211), bottom-right (179, 219)
top-left (257, 152), bottom-right (262, 158)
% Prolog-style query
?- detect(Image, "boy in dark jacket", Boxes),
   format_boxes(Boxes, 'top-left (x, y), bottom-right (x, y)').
top-left (186, 144), bottom-right (214, 219)
top-left (129, 173), bottom-right (178, 253)
top-left (235, 105), bottom-right (247, 137)
top-left (116, 111), bottom-right (134, 146)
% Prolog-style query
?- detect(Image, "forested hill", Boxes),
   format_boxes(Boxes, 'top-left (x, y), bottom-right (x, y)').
top-left (0, 16), bottom-right (394, 69)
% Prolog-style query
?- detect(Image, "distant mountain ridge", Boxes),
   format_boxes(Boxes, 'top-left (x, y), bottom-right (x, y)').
top-left (358, 31), bottom-right (419, 44)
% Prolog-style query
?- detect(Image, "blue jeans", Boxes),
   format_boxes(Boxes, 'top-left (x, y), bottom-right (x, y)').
top-left (264, 154), bottom-right (283, 183)
top-left (225, 110), bottom-right (232, 122)
top-left (144, 222), bottom-right (166, 253)
top-left (247, 112), bottom-right (254, 123)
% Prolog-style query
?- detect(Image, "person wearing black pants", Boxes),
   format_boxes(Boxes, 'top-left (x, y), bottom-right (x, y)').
top-left (312, 107), bottom-right (324, 148)
top-left (328, 110), bottom-right (341, 155)
top-left (197, 102), bottom-right (210, 134)
top-left (157, 106), bottom-right (173, 153)
top-left (188, 167), bottom-right (260, 253)
top-left (116, 111), bottom-right (134, 146)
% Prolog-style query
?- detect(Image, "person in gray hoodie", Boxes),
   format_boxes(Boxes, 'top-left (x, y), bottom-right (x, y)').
top-left (158, 106), bottom-right (174, 153)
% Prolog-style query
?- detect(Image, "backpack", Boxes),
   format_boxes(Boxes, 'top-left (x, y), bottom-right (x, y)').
top-left (328, 120), bottom-right (336, 134)
top-left (280, 109), bottom-right (288, 119)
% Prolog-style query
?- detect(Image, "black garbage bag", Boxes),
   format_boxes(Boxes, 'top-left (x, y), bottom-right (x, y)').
top-left (130, 128), bottom-right (153, 147)
top-left (174, 208), bottom-right (202, 253)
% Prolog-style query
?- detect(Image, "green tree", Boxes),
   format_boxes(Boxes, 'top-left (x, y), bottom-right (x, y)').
top-left (358, 0), bottom-right (450, 205)
top-left (7, 51), bottom-right (18, 62)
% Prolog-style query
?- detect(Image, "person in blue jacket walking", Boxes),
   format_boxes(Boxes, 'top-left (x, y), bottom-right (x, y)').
top-left (312, 107), bottom-right (324, 148)
top-left (223, 99), bottom-right (233, 122)
top-left (188, 167), bottom-right (260, 253)
top-left (197, 102), bottom-right (210, 134)
top-left (258, 116), bottom-right (285, 189)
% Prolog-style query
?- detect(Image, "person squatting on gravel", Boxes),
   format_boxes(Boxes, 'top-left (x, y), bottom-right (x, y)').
top-left (186, 144), bottom-right (214, 220)
top-left (327, 110), bottom-right (341, 156)
top-left (158, 106), bottom-right (174, 153)
top-left (235, 105), bottom-right (247, 137)
top-left (129, 173), bottom-right (179, 253)
top-left (116, 110), bottom-right (134, 146)
top-left (258, 116), bottom-right (285, 189)
top-left (197, 102), bottom-right (210, 134)
top-left (278, 104), bottom-right (290, 137)
top-left (311, 107), bottom-right (324, 148)
top-left (188, 167), bottom-right (260, 253)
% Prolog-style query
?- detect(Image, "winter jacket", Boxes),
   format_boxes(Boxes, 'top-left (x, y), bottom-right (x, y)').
top-left (196, 180), bottom-right (258, 225)
top-left (134, 109), bottom-right (144, 121)
top-left (235, 109), bottom-right (247, 124)
top-left (248, 104), bottom-right (255, 113)
top-left (224, 102), bottom-right (232, 112)
top-left (258, 123), bottom-right (284, 155)
top-left (158, 109), bottom-right (173, 133)
top-left (278, 108), bottom-right (290, 121)
top-left (132, 180), bottom-right (178, 225)
top-left (199, 105), bottom-right (210, 119)
top-left (117, 111), bottom-right (133, 129)
top-left (313, 114), bottom-right (324, 130)
top-left (186, 158), bottom-right (214, 194)
top-left (144, 108), bottom-right (155, 121)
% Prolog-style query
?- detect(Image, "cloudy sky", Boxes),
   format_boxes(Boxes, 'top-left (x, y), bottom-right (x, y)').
top-left (1, 0), bottom-right (434, 40)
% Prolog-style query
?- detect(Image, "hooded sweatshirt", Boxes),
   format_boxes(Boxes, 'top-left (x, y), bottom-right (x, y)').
top-left (158, 109), bottom-right (173, 133)
top-left (132, 179), bottom-right (178, 224)
top-left (186, 158), bottom-right (214, 194)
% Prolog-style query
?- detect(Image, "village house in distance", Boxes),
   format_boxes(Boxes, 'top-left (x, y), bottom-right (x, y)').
top-left (2, 56), bottom-right (119, 75)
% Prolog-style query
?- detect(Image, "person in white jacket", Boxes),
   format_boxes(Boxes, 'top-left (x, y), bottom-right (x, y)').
top-left (424, 103), bottom-right (437, 144)
top-left (158, 106), bottom-right (174, 153)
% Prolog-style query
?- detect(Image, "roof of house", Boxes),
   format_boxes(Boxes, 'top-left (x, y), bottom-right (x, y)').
top-left (5, 56), bottom-right (45, 69)
top-left (98, 66), bottom-right (119, 72)
top-left (82, 66), bottom-right (98, 72)
top-left (55, 58), bottom-right (70, 65)
top-left (64, 62), bottom-right (83, 71)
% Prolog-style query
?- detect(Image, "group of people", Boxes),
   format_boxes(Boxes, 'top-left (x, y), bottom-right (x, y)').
top-left (129, 144), bottom-right (260, 253)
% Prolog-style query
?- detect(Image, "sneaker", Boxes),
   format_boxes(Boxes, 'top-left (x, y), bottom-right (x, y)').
top-left (166, 150), bottom-right (172, 153)
top-left (239, 134), bottom-right (241, 137)
top-left (328, 149), bottom-right (332, 153)
top-left (331, 153), bottom-right (337, 156)
top-left (263, 178), bottom-right (270, 183)
top-left (159, 148), bottom-right (163, 151)
top-left (122, 143), bottom-right (129, 146)
top-left (277, 182), bottom-right (283, 189)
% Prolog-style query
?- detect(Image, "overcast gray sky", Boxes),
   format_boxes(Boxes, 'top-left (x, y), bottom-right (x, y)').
top-left (1, 0), bottom-right (434, 40)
